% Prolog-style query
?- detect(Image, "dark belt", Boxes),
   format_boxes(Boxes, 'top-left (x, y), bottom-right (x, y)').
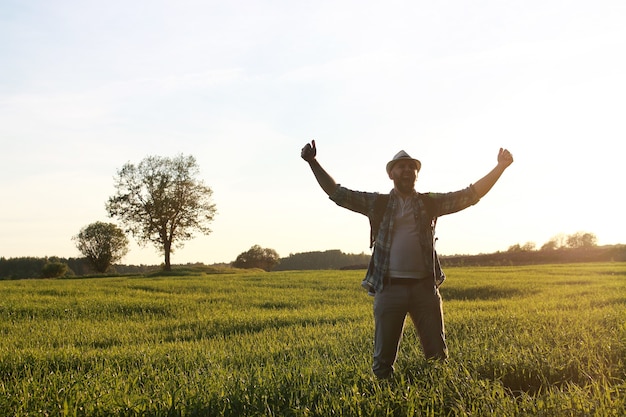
top-left (389, 278), bottom-right (421, 285)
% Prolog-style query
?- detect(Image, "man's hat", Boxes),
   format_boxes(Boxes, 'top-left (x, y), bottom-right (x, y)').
top-left (386, 150), bottom-right (421, 175)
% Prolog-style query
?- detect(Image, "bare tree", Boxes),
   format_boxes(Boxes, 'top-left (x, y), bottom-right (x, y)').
top-left (106, 154), bottom-right (217, 271)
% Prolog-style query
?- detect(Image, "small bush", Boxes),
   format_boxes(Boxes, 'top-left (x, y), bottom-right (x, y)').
top-left (41, 262), bottom-right (68, 278)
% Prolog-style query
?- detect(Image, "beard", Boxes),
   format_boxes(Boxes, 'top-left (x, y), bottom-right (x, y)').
top-left (393, 176), bottom-right (416, 195)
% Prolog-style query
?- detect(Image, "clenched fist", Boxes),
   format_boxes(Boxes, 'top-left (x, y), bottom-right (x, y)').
top-left (301, 140), bottom-right (317, 162)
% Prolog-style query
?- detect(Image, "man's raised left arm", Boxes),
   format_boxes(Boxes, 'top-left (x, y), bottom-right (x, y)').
top-left (472, 148), bottom-right (514, 199)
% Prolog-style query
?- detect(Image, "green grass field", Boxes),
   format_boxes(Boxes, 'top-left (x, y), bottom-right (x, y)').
top-left (0, 264), bottom-right (624, 416)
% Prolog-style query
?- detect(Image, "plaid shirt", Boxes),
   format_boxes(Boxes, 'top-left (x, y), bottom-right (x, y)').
top-left (330, 185), bottom-right (480, 294)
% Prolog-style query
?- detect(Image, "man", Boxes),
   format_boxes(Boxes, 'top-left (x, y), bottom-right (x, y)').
top-left (301, 140), bottom-right (513, 379)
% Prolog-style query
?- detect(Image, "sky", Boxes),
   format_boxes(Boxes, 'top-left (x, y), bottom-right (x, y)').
top-left (1, 0), bottom-right (625, 266)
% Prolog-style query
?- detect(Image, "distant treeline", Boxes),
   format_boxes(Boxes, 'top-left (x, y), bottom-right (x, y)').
top-left (277, 245), bottom-right (626, 270)
top-left (0, 250), bottom-right (370, 279)
top-left (0, 257), bottom-right (159, 280)
top-left (274, 231), bottom-right (615, 271)
top-left (2, 245), bottom-right (625, 280)
top-left (273, 250), bottom-right (371, 271)
top-left (441, 244), bottom-right (626, 267)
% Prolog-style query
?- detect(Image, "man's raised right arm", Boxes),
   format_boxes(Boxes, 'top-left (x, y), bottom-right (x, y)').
top-left (301, 140), bottom-right (338, 197)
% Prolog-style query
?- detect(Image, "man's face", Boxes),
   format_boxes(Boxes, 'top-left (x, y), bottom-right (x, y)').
top-left (389, 160), bottom-right (418, 195)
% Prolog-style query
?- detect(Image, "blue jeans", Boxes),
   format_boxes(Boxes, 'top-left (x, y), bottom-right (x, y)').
top-left (372, 279), bottom-right (448, 379)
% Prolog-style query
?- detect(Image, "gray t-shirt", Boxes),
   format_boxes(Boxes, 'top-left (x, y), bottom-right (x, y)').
top-left (388, 197), bottom-right (429, 279)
